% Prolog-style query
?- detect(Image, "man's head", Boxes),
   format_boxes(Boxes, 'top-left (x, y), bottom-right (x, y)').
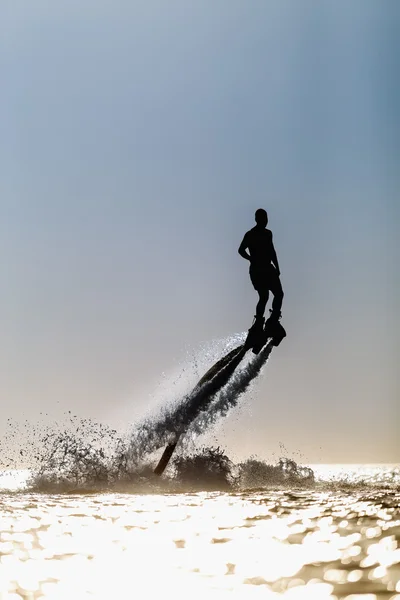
top-left (255, 208), bottom-right (268, 227)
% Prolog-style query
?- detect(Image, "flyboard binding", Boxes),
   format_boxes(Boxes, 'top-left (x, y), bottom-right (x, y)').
top-left (245, 312), bottom-right (286, 354)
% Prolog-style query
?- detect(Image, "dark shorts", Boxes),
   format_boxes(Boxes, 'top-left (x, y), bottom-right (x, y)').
top-left (249, 264), bottom-right (282, 295)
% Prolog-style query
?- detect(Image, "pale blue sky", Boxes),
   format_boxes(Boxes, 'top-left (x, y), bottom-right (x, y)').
top-left (1, 1), bottom-right (398, 462)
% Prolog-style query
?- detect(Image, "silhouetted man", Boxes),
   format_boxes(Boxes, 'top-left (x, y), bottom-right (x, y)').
top-left (238, 209), bottom-right (284, 331)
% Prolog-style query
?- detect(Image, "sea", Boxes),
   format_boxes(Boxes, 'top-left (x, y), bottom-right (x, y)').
top-left (0, 334), bottom-right (398, 599)
top-left (0, 462), bottom-right (399, 600)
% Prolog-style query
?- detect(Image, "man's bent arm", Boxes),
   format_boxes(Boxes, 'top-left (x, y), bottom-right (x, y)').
top-left (238, 234), bottom-right (251, 261)
top-left (271, 238), bottom-right (280, 274)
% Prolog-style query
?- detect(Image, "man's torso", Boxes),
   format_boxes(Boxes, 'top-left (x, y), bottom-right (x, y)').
top-left (245, 227), bottom-right (273, 268)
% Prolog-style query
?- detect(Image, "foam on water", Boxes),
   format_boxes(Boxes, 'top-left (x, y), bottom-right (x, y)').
top-left (0, 453), bottom-right (399, 496)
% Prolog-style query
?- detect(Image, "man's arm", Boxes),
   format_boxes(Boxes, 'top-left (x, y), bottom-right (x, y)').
top-left (238, 233), bottom-right (251, 261)
top-left (270, 233), bottom-right (280, 275)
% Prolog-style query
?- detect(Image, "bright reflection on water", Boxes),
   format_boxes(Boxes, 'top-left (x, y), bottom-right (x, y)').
top-left (0, 489), bottom-right (399, 599)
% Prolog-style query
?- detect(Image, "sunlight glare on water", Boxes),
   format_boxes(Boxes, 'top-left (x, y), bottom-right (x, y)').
top-left (0, 486), bottom-right (399, 599)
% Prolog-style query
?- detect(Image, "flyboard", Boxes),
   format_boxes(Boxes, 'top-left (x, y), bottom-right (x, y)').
top-left (154, 315), bottom-right (286, 476)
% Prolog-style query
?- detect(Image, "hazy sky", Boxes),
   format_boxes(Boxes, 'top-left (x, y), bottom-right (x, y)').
top-left (1, 1), bottom-right (399, 463)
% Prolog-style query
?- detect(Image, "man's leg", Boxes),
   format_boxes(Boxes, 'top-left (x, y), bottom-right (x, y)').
top-left (256, 290), bottom-right (269, 319)
top-left (245, 287), bottom-right (267, 349)
top-left (245, 270), bottom-right (269, 349)
top-left (250, 266), bottom-right (269, 320)
top-left (269, 270), bottom-right (284, 320)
